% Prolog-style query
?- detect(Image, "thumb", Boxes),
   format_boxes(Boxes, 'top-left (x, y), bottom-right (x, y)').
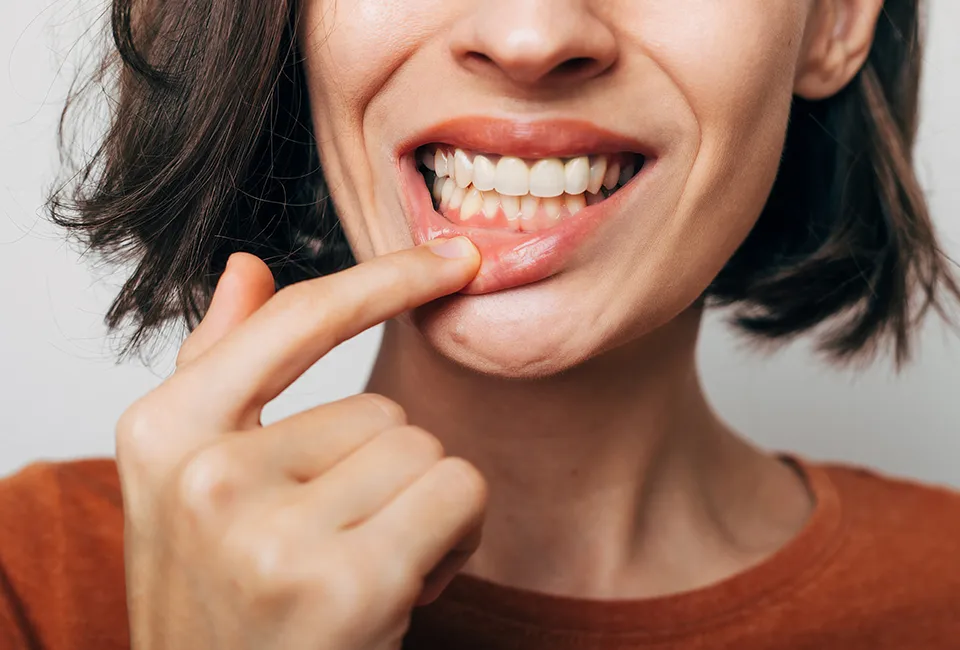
top-left (176, 253), bottom-right (276, 369)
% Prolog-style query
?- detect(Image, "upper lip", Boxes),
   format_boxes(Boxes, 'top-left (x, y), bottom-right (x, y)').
top-left (397, 116), bottom-right (657, 160)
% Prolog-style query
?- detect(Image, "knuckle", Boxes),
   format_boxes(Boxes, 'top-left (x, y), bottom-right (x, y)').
top-left (387, 426), bottom-right (444, 462)
top-left (115, 398), bottom-right (164, 471)
top-left (361, 393), bottom-right (408, 426)
top-left (436, 457), bottom-right (488, 505)
top-left (175, 446), bottom-right (244, 516)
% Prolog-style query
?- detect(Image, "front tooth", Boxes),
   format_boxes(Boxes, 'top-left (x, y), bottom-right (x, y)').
top-left (460, 188), bottom-right (483, 219)
top-left (454, 149), bottom-right (474, 189)
top-left (473, 154), bottom-right (497, 191)
top-left (587, 157), bottom-right (607, 194)
top-left (449, 185), bottom-right (466, 210)
top-left (619, 163), bottom-right (635, 186)
top-left (520, 194), bottom-right (540, 220)
top-left (494, 156), bottom-right (529, 196)
top-left (542, 196), bottom-right (563, 220)
top-left (440, 177), bottom-right (455, 208)
top-left (482, 192), bottom-right (500, 219)
top-left (603, 161), bottom-right (620, 189)
top-left (528, 158), bottom-right (565, 198)
top-left (564, 156), bottom-right (590, 195)
top-left (501, 194), bottom-right (520, 220)
top-left (435, 150), bottom-right (449, 177)
top-left (565, 193), bottom-right (586, 216)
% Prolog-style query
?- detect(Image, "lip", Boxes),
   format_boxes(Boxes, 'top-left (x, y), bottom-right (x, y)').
top-left (396, 117), bottom-right (660, 294)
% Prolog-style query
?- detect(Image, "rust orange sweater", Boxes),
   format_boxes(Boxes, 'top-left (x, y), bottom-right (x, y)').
top-left (0, 458), bottom-right (958, 649)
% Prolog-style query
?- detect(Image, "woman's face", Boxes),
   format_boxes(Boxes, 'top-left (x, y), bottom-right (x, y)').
top-left (299, 0), bottom-right (850, 377)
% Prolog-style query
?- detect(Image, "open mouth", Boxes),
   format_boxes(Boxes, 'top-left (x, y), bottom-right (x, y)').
top-left (417, 146), bottom-right (646, 233)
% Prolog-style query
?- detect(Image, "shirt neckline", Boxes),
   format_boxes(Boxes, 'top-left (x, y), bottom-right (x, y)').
top-left (428, 456), bottom-right (844, 638)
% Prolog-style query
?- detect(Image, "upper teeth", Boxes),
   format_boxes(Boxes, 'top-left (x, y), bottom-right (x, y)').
top-left (423, 148), bottom-right (632, 199)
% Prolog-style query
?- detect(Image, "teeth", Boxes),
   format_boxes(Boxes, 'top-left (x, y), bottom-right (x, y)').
top-left (449, 184), bottom-right (466, 211)
top-left (528, 159), bottom-right (565, 198)
top-left (603, 161), bottom-right (620, 190)
top-left (564, 156), bottom-right (590, 195)
top-left (440, 177), bottom-right (454, 208)
top-left (435, 150), bottom-right (449, 178)
top-left (482, 192), bottom-right (500, 219)
top-left (460, 188), bottom-right (483, 219)
top-left (495, 156), bottom-right (530, 196)
top-left (501, 194), bottom-right (520, 220)
top-left (473, 154), bottom-right (497, 192)
top-left (454, 149), bottom-right (474, 189)
top-left (421, 150), bottom-right (436, 171)
top-left (587, 157), bottom-right (607, 194)
top-left (425, 147), bottom-right (643, 229)
top-left (565, 193), bottom-right (586, 216)
top-left (542, 196), bottom-right (563, 221)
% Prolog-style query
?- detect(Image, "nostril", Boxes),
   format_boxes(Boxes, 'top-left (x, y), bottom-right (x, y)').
top-left (556, 57), bottom-right (595, 76)
top-left (465, 51), bottom-right (495, 67)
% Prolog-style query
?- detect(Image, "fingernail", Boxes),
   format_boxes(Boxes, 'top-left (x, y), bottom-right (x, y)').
top-left (428, 236), bottom-right (476, 259)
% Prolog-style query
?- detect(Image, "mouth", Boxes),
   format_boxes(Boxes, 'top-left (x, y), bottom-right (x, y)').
top-left (419, 148), bottom-right (643, 233)
top-left (397, 118), bottom-right (657, 294)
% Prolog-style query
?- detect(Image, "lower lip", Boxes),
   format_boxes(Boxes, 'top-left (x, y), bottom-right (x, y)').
top-left (398, 158), bottom-right (655, 294)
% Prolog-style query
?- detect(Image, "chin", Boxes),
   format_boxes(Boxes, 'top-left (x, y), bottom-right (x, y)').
top-left (410, 269), bottom-right (695, 380)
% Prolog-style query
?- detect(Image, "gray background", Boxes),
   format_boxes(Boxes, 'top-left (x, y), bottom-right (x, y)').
top-left (2, 1), bottom-right (958, 484)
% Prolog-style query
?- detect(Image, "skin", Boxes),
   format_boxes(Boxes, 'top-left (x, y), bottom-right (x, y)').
top-left (121, 0), bottom-right (885, 647)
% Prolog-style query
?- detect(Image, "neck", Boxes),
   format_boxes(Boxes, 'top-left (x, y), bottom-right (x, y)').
top-left (366, 308), bottom-right (811, 599)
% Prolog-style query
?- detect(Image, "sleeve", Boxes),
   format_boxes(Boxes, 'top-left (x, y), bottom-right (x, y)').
top-left (0, 568), bottom-right (31, 650)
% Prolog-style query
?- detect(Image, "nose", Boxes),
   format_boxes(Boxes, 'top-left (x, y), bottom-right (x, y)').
top-left (449, 0), bottom-right (618, 87)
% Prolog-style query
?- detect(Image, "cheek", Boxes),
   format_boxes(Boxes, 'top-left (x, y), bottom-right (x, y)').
top-left (630, 1), bottom-right (806, 275)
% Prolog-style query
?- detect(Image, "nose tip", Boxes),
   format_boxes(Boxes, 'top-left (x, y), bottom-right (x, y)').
top-left (451, 1), bottom-right (618, 87)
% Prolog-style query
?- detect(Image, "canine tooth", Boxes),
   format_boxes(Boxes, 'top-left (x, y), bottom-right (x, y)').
top-left (619, 163), bottom-right (635, 186)
top-left (586, 192), bottom-right (603, 206)
top-left (440, 177), bottom-right (455, 208)
top-left (501, 194), bottom-right (520, 220)
top-left (473, 154), bottom-right (497, 191)
top-left (587, 157), bottom-right (607, 194)
top-left (528, 158), bottom-right (565, 198)
top-left (482, 192), bottom-right (500, 219)
top-left (495, 156), bottom-right (529, 196)
top-left (460, 188), bottom-right (483, 219)
top-left (565, 193), bottom-right (586, 216)
top-left (435, 150), bottom-right (449, 177)
top-left (543, 196), bottom-right (563, 220)
top-left (449, 185), bottom-right (466, 210)
top-left (421, 149), bottom-right (436, 171)
top-left (520, 194), bottom-right (540, 220)
top-left (432, 176), bottom-right (444, 201)
top-left (454, 149), bottom-right (474, 189)
top-left (603, 161), bottom-right (620, 189)
top-left (564, 156), bottom-right (589, 195)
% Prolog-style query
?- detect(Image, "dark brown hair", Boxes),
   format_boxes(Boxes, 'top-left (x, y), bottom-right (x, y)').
top-left (51, 0), bottom-right (957, 364)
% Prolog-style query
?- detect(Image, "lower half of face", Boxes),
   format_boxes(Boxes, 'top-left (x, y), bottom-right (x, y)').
top-left (301, 0), bottom-right (810, 378)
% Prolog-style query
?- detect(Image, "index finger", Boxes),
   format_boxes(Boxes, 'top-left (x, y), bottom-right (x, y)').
top-left (174, 237), bottom-right (479, 427)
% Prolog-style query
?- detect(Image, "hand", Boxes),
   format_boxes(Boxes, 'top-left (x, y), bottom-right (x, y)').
top-left (116, 238), bottom-right (486, 650)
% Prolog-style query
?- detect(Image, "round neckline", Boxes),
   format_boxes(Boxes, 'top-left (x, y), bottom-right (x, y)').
top-left (431, 456), bottom-right (844, 638)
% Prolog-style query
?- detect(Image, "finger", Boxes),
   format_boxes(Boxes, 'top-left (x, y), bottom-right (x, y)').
top-left (301, 425), bottom-right (444, 529)
top-left (219, 394), bottom-right (407, 482)
top-left (176, 253), bottom-right (276, 368)
top-left (173, 238), bottom-right (479, 427)
top-left (360, 457), bottom-right (487, 578)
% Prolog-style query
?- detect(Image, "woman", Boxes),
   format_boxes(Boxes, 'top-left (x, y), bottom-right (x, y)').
top-left (2, 0), bottom-right (959, 648)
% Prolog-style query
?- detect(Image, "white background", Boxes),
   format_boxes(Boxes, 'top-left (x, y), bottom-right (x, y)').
top-left (1, 1), bottom-right (958, 484)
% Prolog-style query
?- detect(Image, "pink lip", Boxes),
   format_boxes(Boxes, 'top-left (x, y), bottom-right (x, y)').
top-left (396, 117), bottom-right (660, 294)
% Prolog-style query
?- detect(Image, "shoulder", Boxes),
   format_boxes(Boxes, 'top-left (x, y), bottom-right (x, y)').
top-left (813, 461), bottom-right (960, 628)
top-left (0, 459), bottom-right (128, 650)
